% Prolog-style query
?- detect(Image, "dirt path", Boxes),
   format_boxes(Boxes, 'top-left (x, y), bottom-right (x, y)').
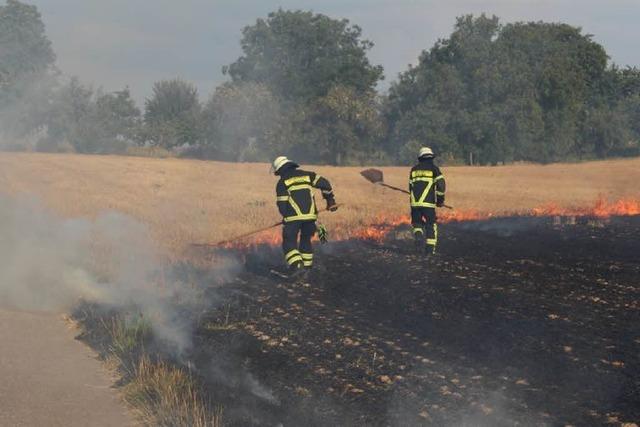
top-left (0, 309), bottom-right (133, 427)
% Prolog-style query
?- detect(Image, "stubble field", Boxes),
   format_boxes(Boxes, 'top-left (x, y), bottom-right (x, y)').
top-left (2, 152), bottom-right (640, 425)
top-left (1, 152), bottom-right (639, 257)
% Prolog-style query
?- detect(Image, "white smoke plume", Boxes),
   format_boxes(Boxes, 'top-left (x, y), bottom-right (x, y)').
top-left (0, 195), bottom-right (239, 355)
top-left (0, 72), bottom-right (56, 151)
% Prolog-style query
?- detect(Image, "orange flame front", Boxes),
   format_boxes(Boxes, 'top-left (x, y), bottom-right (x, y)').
top-left (533, 197), bottom-right (640, 218)
top-left (219, 197), bottom-right (640, 249)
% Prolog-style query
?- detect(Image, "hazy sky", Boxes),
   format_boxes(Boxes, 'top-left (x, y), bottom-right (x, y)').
top-left (30, 0), bottom-right (639, 106)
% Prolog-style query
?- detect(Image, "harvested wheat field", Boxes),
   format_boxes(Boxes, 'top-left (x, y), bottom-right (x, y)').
top-left (1, 152), bottom-right (639, 256)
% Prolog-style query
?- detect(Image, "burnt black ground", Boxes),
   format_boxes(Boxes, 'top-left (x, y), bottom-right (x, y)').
top-left (193, 216), bottom-right (640, 426)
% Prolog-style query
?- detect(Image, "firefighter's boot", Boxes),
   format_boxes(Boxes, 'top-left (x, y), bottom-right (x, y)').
top-left (425, 223), bottom-right (438, 257)
top-left (413, 228), bottom-right (425, 253)
top-left (425, 244), bottom-right (436, 257)
top-left (288, 261), bottom-right (306, 281)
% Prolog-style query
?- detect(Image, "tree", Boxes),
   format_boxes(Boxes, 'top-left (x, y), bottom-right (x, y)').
top-left (42, 77), bottom-right (93, 152)
top-left (386, 15), bottom-right (502, 163)
top-left (385, 15), bottom-right (617, 164)
top-left (0, 0), bottom-right (57, 142)
top-left (201, 82), bottom-right (281, 161)
top-left (224, 9), bottom-right (383, 101)
top-left (220, 9), bottom-right (387, 165)
top-left (495, 21), bottom-right (608, 161)
top-left (306, 85), bottom-right (384, 165)
top-left (0, 0), bottom-right (55, 86)
top-left (143, 79), bottom-right (202, 148)
top-left (94, 88), bottom-right (141, 145)
top-left (580, 106), bottom-right (631, 158)
top-left (43, 79), bottom-right (140, 153)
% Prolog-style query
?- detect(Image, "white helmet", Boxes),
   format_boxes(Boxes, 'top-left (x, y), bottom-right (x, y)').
top-left (418, 146), bottom-right (435, 159)
top-left (271, 156), bottom-right (296, 174)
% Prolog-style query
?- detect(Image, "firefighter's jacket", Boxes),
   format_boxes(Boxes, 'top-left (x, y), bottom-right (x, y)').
top-left (409, 159), bottom-right (446, 208)
top-left (276, 167), bottom-right (334, 223)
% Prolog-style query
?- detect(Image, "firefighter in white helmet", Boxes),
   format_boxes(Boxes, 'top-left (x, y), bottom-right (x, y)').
top-left (409, 147), bottom-right (446, 255)
top-left (272, 156), bottom-right (338, 278)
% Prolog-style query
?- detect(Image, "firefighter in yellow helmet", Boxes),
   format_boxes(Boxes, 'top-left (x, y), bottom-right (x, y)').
top-left (272, 156), bottom-right (338, 278)
top-left (409, 147), bottom-right (446, 255)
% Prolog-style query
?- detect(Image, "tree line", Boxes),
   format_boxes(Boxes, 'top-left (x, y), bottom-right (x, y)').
top-left (1, 1), bottom-right (639, 165)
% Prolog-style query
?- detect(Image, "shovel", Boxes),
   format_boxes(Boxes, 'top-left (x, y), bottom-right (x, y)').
top-left (360, 168), bottom-right (453, 210)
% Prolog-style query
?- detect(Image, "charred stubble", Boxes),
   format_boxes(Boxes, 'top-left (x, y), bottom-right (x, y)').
top-left (194, 216), bottom-right (639, 426)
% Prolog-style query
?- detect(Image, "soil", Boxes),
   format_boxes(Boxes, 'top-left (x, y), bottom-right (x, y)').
top-left (194, 216), bottom-right (639, 426)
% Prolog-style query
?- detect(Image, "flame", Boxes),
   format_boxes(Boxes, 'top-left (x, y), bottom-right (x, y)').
top-left (532, 197), bottom-right (640, 218)
top-left (215, 197), bottom-right (640, 250)
top-left (218, 228), bottom-right (281, 250)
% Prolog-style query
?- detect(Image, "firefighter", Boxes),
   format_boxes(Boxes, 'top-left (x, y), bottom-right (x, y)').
top-left (272, 156), bottom-right (338, 277)
top-left (409, 147), bottom-right (446, 255)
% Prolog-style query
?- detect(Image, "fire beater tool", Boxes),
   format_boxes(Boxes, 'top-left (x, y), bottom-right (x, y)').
top-left (191, 204), bottom-right (342, 248)
top-left (360, 168), bottom-right (453, 210)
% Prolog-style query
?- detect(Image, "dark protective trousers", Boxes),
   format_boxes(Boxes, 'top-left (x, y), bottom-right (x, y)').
top-left (411, 207), bottom-right (438, 252)
top-left (282, 221), bottom-right (316, 268)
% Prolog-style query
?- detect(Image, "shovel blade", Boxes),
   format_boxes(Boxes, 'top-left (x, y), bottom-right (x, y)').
top-left (360, 168), bottom-right (384, 184)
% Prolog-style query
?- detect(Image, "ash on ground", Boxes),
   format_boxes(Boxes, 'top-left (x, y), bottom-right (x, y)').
top-left (189, 216), bottom-right (639, 426)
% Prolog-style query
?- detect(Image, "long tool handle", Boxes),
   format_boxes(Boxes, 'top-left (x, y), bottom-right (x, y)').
top-left (380, 182), bottom-right (409, 194)
top-left (191, 204), bottom-right (342, 248)
top-left (194, 221), bottom-right (283, 248)
top-left (378, 183), bottom-right (453, 210)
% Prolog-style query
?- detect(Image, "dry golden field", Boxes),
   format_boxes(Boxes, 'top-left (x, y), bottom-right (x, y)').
top-left (1, 152), bottom-right (639, 256)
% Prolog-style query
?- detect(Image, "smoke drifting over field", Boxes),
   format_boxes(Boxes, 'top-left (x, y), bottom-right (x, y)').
top-left (0, 195), bottom-right (239, 355)
top-left (0, 75), bottom-right (53, 151)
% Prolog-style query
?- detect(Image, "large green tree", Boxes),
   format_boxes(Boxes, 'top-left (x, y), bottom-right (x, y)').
top-left (43, 77), bottom-right (93, 151)
top-left (201, 82), bottom-right (281, 161)
top-left (143, 79), bottom-right (202, 148)
top-left (0, 0), bottom-right (55, 86)
top-left (495, 21), bottom-right (608, 161)
top-left (224, 9), bottom-right (383, 101)
top-left (384, 15), bottom-right (630, 164)
top-left (43, 78), bottom-right (140, 153)
top-left (385, 15), bottom-right (502, 164)
top-left (94, 88), bottom-right (140, 144)
top-left (305, 85), bottom-right (385, 165)
top-left (0, 0), bottom-right (56, 141)
top-left (220, 9), bottom-right (386, 165)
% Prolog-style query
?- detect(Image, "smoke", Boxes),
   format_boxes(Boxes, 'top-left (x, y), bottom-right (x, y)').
top-left (0, 195), bottom-right (240, 356)
top-left (203, 81), bottom-right (282, 162)
top-left (386, 368), bottom-right (546, 426)
top-left (0, 73), bottom-right (55, 151)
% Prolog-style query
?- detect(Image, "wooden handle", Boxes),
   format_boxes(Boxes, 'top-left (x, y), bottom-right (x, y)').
top-left (191, 204), bottom-right (343, 248)
top-left (380, 182), bottom-right (410, 195)
top-left (378, 183), bottom-right (452, 209)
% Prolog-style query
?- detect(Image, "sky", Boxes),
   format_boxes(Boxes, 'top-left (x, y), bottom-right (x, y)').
top-left (29, 0), bottom-right (640, 106)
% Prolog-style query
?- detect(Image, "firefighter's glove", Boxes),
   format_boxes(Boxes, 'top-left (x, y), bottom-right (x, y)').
top-left (317, 224), bottom-right (328, 244)
top-left (436, 196), bottom-right (445, 208)
top-left (326, 197), bottom-right (338, 212)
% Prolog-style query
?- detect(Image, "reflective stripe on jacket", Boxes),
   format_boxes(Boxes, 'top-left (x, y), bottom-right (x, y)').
top-left (409, 159), bottom-right (445, 208)
top-left (276, 168), bottom-right (333, 222)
